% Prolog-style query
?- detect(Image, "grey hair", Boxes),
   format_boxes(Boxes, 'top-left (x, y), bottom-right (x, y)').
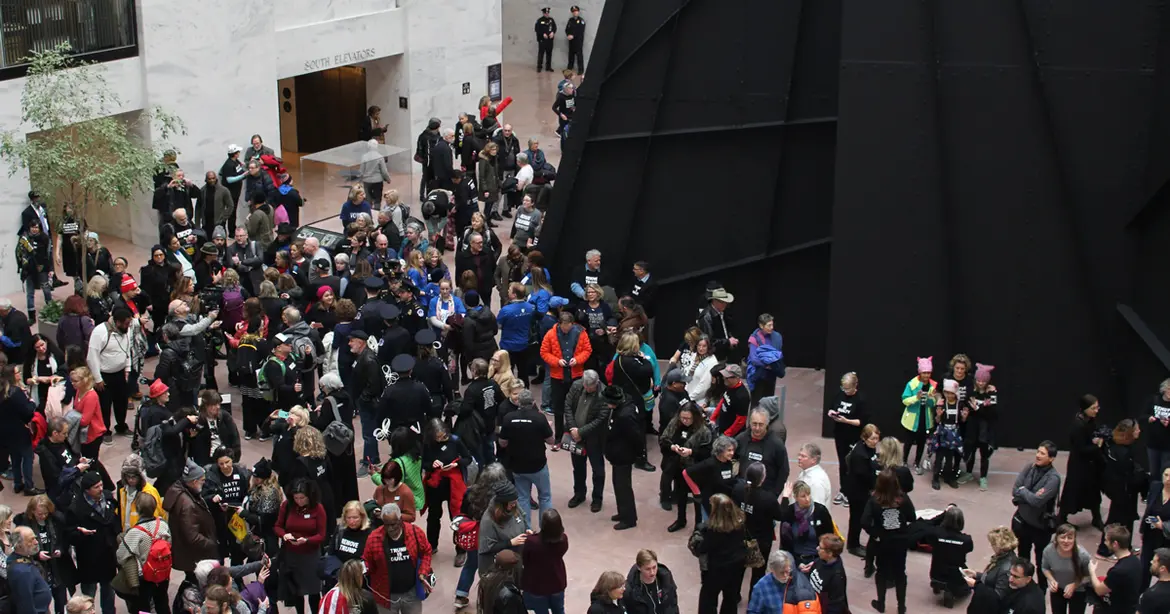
top-left (585, 249), bottom-right (601, 260)
top-left (441, 128), bottom-right (455, 138)
top-left (258, 281), bottom-right (278, 299)
top-left (406, 221), bottom-right (424, 234)
top-left (381, 503), bottom-right (402, 519)
top-left (527, 137), bottom-right (539, 147)
top-left (356, 212), bottom-right (373, 226)
top-left (334, 253), bottom-right (350, 265)
top-left (582, 370), bottom-right (600, 387)
top-left (283, 307), bottom-right (302, 324)
top-left (750, 407), bottom-right (770, 422)
top-left (518, 389), bottom-right (535, 409)
top-left (516, 152), bottom-right (529, 165)
top-left (0, 298), bottom-right (11, 310)
top-left (319, 372), bottom-right (343, 392)
top-left (800, 442), bottom-right (822, 462)
top-left (712, 435), bottom-right (737, 457)
top-left (468, 231), bottom-right (483, 243)
top-left (172, 208), bottom-right (187, 219)
top-left (1161, 378), bottom-right (1170, 394)
top-left (768, 549), bottom-right (794, 573)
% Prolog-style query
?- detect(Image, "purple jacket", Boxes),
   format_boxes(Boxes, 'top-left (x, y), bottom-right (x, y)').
top-left (239, 580), bottom-right (267, 613)
top-left (56, 313), bottom-right (94, 354)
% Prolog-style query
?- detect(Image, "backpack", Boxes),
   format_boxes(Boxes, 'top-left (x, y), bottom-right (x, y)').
top-left (136, 522), bottom-right (173, 583)
top-left (321, 396), bottom-right (354, 456)
top-left (221, 286), bottom-right (245, 327)
top-left (233, 340), bottom-right (262, 387)
top-left (450, 516), bottom-right (479, 552)
top-left (140, 424), bottom-right (168, 478)
top-left (256, 356), bottom-right (287, 402)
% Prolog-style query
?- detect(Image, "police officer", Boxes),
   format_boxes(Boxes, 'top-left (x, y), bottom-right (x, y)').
top-left (377, 304), bottom-right (414, 364)
top-left (535, 7), bottom-right (557, 73)
top-left (378, 354), bottom-right (433, 431)
top-left (566, 5), bottom-right (586, 74)
top-left (357, 276), bottom-right (389, 339)
top-left (413, 329), bottom-right (453, 421)
top-left (395, 282), bottom-right (427, 336)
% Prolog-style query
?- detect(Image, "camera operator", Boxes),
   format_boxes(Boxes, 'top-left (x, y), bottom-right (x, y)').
top-left (194, 242), bottom-right (224, 292)
top-left (157, 299), bottom-right (221, 409)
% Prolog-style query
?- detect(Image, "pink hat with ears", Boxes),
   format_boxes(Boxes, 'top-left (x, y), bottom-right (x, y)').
top-left (975, 363), bottom-right (995, 383)
top-left (916, 356), bottom-right (933, 373)
top-left (943, 379), bottom-right (958, 394)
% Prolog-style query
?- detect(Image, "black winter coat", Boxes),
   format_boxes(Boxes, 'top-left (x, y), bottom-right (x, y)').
top-left (65, 489), bottom-right (119, 583)
top-left (0, 388), bottom-right (35, 447)
top-left (587, 595), bottom-right (628, 614)
top-left (623, 563), bottom-right (680, 614)
top-left (610, 355), bottom-right (654, 404)
top-left (188, 411), bottom-right (241, 466)
top-left (1059, 411), bottom-right (1103, 515)
top-left (605, 400), bottom-right (643, 466)
top-left (462, 306), bottom-right (499, 361)
top-left (14, 511), bottom-right (76, 589)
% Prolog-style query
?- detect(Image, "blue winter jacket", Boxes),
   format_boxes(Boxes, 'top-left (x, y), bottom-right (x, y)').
top-left (497, 300), bottom-right (535, 351)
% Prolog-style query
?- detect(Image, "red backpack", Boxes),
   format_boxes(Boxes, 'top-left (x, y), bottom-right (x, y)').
top-left (136, 522), bottom-right (172, 583)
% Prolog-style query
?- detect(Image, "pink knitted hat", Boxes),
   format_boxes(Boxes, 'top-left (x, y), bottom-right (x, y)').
top-left (916, 356), bottom-right (933, 373)
top-left (975, 363), bottom-right (995, 383)
top-left (943, 379), bottom-right (958, 394)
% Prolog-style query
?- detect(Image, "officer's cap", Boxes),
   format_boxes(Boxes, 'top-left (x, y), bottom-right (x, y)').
top-left (415, 329), bottom-right (437, 346)
top-left (379, 304), bottom-right (401, 320)
top-left (541, 7), bottom-right (550, 13)
top-left (391, 354), bottom-right (416, 373)
top-left (571, 5), bottom-right (580, 11)
top-left (364, 276), bottom-right (385, 289)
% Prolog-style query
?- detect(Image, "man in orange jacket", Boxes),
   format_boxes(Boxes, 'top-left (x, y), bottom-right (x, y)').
top-left (540, 311), bottom-right (592, 445)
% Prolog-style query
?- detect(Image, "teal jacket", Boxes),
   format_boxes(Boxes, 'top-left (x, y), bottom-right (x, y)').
top-left (900, 377), bottom-right (937, 432)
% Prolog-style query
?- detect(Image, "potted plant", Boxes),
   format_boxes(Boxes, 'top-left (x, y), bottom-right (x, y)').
top-left (38, 299), bottom-right (63, 340)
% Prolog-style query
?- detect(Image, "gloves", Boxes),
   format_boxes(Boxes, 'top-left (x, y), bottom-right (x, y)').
top-left (0, 336), bottom-right (19, 349)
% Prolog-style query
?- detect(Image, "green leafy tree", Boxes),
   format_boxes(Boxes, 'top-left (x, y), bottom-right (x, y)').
top-left (0, 42), bottom-right (185, 283)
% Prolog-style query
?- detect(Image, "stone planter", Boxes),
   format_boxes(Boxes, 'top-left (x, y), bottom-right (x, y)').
top-left (37, 320), bottom-right (58, 341)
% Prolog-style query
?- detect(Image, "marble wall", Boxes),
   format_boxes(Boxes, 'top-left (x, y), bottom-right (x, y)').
top-left (502, 0), bottom-right (604, 72)
top-left (0, 0), bottom-right (501, 293)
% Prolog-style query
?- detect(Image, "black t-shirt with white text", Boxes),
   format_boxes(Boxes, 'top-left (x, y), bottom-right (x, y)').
top-left (334, 527), bottom-right (371, 563)
top-left (499, 409), bottom-right (553, 474)
top-left (384, 532), bottom-right (416, 592)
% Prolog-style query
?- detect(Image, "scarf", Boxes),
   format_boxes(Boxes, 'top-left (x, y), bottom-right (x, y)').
top-left (793, 503), bottom-right (812, 538)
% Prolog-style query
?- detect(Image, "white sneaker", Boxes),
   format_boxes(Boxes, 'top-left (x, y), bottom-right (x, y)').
top-left (832, 493), bottom-right (845, 505)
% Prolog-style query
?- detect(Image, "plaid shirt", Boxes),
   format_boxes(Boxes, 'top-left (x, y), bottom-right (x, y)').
top-left (747, 574), bottom-right (793, 614)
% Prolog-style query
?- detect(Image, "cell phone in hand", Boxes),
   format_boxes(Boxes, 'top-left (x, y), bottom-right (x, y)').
top-left (278, 410), bottom-right (289, 419)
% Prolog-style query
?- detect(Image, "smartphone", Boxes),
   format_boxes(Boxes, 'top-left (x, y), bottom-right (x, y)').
top-left (278, 410), bottom-right (289, 419)
top-left (220, 393), bottom-right (232, 404)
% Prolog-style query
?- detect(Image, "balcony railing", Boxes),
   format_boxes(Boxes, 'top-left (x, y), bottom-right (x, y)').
top-left (0, 0), bottom-right (137, 77)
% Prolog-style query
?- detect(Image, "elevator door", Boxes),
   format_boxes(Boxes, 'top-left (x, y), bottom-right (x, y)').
top-left (293, 66), bottom-right (367, 154)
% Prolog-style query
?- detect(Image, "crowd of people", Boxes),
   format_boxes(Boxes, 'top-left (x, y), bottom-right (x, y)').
top-left (4, 74), bottom-right (1170, 614)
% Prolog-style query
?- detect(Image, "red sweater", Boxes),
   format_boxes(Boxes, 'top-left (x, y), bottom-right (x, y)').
top-left (273, 502), bottom-right (327, 554)
top-left (520, 533), bottom-right (569, 595)
top-left (76, 389), bottom-right (107, 443)
top-left (480, 97), bottom-right (513, 120)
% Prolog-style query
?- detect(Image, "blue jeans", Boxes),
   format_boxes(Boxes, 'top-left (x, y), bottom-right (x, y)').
top-left (514, 465), bottom-right (552, 529)
top-left (25, 273), bottom-right (51, 313)
top-left (359, 404), bottom-right (380, 465)
top-left (524, 591), bottom-right (566, 614)
top-left (10, 442), bottom-right (33, 490)
top-left (1151, 448), bottom-right (1170, 487)
top-left (455, 544), bottom-right (481, 597)
top-left (80, 581), bottom-right (115, 614)
top-left (542, 377), bottom-right (552, 410)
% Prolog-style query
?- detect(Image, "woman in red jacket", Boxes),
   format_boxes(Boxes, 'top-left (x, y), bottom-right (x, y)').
top-left (274, 478), bottom-right (327, 614)
top-left (540, 311), bottom-right (592, 446)
top-left (71, 366), bottom-right (107, 462)
top-left (363, 502), bottom-right (434, 611)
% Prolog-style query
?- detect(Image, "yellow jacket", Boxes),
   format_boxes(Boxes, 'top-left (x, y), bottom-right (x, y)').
top-left (117, 482), bottom-right (166, 532)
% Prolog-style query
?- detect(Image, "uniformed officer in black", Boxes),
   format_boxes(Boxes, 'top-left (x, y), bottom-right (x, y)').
top-left (357, 276), bottom-right (389, 339)
top-left (413, 329), bottom-right (454, 421)
top-left (535, 7), bottom-right (557, 72)
top-left (566, 5), bottom-right (586, 73)
top-left (395, 282), bottom-right (427, 336)
top-left (378, 354), bottom-right (434, 430)
top-left (377, 304), bottom-right (414, 364)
